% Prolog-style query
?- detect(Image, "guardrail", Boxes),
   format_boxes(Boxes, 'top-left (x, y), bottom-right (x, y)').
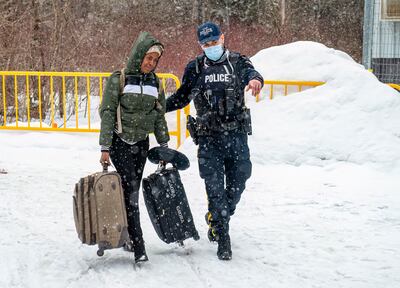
top-left (256, 80), bottom-right (325, 102)
top-left (1, 71), bottom-right (398, 147)
top-left (0, 71), bottom-right (184, 147)
top-left (256, 80), bottom-right (399, 102)
top-left (388, 83), bottom-right (400, 91)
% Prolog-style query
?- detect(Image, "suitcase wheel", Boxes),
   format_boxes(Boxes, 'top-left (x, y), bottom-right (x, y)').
top-left (97, 248), bottom-right (105, 257)
top-left (193, 232), bottom-right (200, 241)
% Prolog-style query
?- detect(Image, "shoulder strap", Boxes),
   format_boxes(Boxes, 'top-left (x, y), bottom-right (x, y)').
top-left (119, 69), bottom-right (125, 94)
top-left (226, 51), bottom-right (240, 75)
top-left (226, 51), bottom-right (241, 90)
top-left (228, 51), bottom-right (240, 65)
top-left (116, 69), bottom-right (125, 134)
top-left (195, 52), bottom-right (239, 74)
top-left (195, 55), bottom-right (205, 74)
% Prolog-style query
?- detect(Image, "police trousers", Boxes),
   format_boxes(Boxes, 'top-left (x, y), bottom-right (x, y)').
top-left (197, 131), bottom-right (252, 228)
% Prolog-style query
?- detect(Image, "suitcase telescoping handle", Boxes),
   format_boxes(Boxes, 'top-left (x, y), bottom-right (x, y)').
top-left (156, 161), bottom-right (166, 173)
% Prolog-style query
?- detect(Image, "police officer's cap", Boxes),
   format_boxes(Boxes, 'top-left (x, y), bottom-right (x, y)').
top-left (197, 22), bottom-right (222, 45)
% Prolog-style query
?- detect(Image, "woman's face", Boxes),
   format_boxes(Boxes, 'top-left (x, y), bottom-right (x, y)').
top-left (141, 52), bottom-right (160, 74)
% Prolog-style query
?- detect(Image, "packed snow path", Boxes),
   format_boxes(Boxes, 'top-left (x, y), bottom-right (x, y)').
top-left (0, 132), bottom-right (399, 288)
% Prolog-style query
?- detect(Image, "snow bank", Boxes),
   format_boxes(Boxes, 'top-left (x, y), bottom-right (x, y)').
top-left (248, 41), bottom-right (400, 171)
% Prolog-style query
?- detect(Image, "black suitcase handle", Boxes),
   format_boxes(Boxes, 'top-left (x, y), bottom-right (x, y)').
top-left (147, 147), bottom-right (190, 170)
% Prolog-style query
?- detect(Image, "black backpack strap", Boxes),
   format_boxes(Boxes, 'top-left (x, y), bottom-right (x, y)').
top-left (226, 51), bottom-right (242, 90)
top-left (228, 51), bottom-right (240, 66)
top-left (226, 51), bottom-right (240, 75)
top-left (195, 55), bottom-right (205, 74)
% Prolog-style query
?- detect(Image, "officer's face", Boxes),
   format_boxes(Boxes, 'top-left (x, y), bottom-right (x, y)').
top-left (141, 52), bottom-right (160, 74)
top-left (201, 34), bottom-right (225, 49)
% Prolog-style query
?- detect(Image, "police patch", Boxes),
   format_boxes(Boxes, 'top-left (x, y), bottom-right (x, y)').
top-left (200, 27), bottom-right (213, 36)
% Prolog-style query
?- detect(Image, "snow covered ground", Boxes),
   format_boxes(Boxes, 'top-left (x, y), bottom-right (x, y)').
top-left (1, 41), bottom-right (399, 288)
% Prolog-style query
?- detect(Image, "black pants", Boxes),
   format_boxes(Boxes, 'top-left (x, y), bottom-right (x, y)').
top-left (197, 132), bottom-right (252, 232)
top-left (109, 134), bottom-right (149, 243)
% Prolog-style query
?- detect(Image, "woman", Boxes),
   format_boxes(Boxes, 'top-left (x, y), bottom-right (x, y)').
top-left (99, 32), bottom-right (169, 263)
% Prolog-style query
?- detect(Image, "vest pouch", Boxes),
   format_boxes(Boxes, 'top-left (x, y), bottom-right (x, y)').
top-left (217, 96), bottom-right (225, 116)
top-left (186, 115), bottom-right (199, 145)
top-left (197, 111), bottom-right (221, 133)
top-left (209, 92), bottom-right (223, 115)
top-left (240, 108), bottom-right (252, 135)
top-left (225, 88), bottom-right (235, 115)
top-left (203, 88), bottom-right (224, 117)
top-left (196, 112), bottom-right (211, 131)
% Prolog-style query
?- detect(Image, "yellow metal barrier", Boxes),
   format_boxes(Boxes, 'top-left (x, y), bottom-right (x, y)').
top-left (182, 79), bottom-right (397, 141)
top-left (256, 80), bottom-right (399, 102)
top-left (0, 71), bottom-right (183, 147)
top-left (256, 80), bottom-right (325, 102)
top-left (388, 83), bottom-right (400, 91)
top-left (181, 80), bottom-right (326, 140)
top-left (2, 71), bottom-right (398, 146)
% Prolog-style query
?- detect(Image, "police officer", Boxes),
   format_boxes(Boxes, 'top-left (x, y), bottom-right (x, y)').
top-left (166, 22), bottom-right (263, 260)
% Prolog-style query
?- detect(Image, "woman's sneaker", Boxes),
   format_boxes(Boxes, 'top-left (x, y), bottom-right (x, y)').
top-left (134, 252), bottom-right (149, 263)
top-left (133, 240), bottom-right (149, 263)
top-left (124, 240), bottom-right (149, 263)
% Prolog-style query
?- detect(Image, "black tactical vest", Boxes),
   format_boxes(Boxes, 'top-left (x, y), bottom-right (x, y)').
top-left (192, 51), bottom-right (244, 122)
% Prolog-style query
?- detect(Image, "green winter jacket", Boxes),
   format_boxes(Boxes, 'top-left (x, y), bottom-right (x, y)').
top-left (99, 32), bottom-right (170, 149)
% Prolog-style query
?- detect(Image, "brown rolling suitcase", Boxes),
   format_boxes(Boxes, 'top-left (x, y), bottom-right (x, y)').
top-left (73, 165), bottom-right (129, 256)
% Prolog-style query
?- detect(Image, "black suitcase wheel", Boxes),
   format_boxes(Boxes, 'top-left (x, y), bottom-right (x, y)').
top-left (193, 232), bottom-right (200, 241)
top-left (97, 248), bottom-right (104, 257)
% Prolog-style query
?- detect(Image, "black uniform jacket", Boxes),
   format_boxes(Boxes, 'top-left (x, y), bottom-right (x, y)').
top-left (166, 50), bottom-right (264, 112)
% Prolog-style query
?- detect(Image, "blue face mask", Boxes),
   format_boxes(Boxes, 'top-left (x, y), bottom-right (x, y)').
top-left (204, 44), bottom-right (224, 61)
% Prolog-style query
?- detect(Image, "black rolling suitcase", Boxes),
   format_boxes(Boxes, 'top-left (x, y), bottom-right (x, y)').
top-left (142, 147), bottom-right (199, 244)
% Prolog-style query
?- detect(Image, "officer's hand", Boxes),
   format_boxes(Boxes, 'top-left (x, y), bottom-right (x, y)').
top-left (100, 152), bottom-right (111, 166)
top-left (245, 79), bottom-right (262, 96)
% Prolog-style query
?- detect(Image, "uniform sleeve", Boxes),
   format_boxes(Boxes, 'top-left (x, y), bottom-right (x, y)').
top-left (154, 88), bottom-right (170, 145)
top-left (99, 72), bottom-right (120, 150)
top-left (166, 60), bottom-right (198, 112)
top-left (236, 55), bottom-right (264, 90)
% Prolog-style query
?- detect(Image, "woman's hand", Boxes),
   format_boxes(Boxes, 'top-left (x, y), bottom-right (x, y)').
top-left (100, 151), bottom-right (111, 166)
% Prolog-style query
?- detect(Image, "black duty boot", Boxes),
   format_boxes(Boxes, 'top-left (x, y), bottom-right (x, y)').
top-left (216, 222), bottom-right (232, 260)
top-left (217, 233), bottom-right (232, 260)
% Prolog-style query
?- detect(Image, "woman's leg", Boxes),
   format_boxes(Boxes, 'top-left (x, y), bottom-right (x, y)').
top-left (109, 135), bottom-right (149, 259)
